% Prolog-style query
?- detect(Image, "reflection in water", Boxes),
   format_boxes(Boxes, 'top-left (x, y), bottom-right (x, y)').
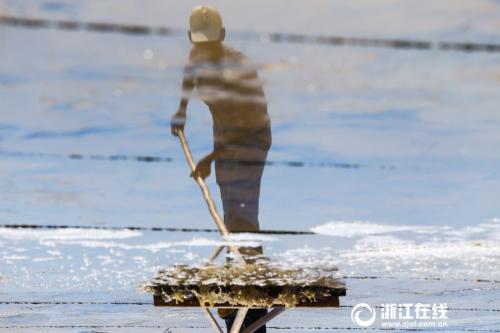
top-left (170, 6), bottom-right (271, 332)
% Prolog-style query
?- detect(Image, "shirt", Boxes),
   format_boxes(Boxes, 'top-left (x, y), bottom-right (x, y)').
top-left (184, 44), bottom-right (272, 151)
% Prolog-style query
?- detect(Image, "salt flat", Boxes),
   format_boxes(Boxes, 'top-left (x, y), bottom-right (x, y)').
top-left (1, 0), bottom-right (500, 331)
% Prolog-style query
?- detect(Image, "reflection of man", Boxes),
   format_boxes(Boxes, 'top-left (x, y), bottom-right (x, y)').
top-left (170, 5), bottom-right (271, 332)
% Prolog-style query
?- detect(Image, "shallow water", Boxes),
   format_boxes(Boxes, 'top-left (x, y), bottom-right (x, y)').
top-left (1, 0), bottom-right (500, 331)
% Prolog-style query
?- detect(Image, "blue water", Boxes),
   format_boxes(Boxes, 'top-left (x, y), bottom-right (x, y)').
top-left (1, 1), bottom-right (500, 331)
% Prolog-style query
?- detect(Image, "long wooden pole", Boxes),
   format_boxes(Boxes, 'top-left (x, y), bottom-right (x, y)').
top-left (202, 308), bottom-right (224, 333)
top-left (176, 130), bottom-right (244, 262)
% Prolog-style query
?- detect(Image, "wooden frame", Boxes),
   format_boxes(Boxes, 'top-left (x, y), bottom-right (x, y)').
top-left (150, 131), bottom-right (347, 332)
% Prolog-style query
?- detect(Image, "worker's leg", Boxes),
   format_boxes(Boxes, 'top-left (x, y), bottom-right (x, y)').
top-left (223, 308), bottom-right (267, 333)
top-left (215, 146), bottom-right (269, 332)
top-left (215, 147), bottom-right (268, 232)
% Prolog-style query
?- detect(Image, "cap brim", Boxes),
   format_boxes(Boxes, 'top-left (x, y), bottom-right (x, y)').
top-left (190, 28), bottom-right (221, 42)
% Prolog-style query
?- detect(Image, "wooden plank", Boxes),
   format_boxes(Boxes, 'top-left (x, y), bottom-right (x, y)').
top-left (153, 295), bottom-right (341, 308)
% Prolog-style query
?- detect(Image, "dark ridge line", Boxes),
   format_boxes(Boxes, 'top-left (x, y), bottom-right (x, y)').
top-left (0, 325), bottom-right (166, 329)
top-left (0, 150), bottom-right (368, 170)
top-left (1, 15), bottom-right (500, 53)
top-left (338, 305), bottom-right (500, 313)
top-left (0, 224), bottom-right (315, 235)
top-left (343, 275), bottom-right (500, 284)
top-left (1, 301), bottom-right (498, 313)
top-left (0, 326), bottom-right (498, 332)
top-left (269, 328), bottom-right (500, 332)
top-left (0, 301), bottom-right (151, 305)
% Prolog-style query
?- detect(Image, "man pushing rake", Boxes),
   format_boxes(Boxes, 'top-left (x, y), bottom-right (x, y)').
top-left (148, 6), bottom-right (345, 333)
top-left (170, 5), bottom-right (272, 332)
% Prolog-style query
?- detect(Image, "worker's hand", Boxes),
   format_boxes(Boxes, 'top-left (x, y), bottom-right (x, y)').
top-left (170, 111), bottom-right (186, 136)
top-left (191, 154), bottom-right (213, 179)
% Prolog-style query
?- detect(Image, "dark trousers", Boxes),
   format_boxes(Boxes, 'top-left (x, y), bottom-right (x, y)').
top-left (215, 145), bottom-right (269, 332)
top-left (224, 308), bottom-right (267, 333)
top-left (215, 146), bottom-right (268, 233)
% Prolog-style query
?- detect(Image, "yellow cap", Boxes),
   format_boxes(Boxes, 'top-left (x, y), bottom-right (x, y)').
top-left (189, 6), bottom-right (224, 43)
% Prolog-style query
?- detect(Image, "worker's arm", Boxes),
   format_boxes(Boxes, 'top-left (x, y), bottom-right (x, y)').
top-left (171, 65), bottom-right (195, 136)
top-left (191, 148), bottom-right (227, 180)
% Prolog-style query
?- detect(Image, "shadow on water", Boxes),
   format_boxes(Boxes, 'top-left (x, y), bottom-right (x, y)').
top-left (23, 126), bottom-right (128, 139)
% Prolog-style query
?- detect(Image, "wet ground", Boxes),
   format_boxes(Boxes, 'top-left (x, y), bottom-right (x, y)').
top-left (1, 0), bottom-right (500, 332)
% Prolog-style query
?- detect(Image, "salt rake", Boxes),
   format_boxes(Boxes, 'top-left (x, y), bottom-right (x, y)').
top-left (145, 130), bottom-right (346, 333)
top-left (176, 129), bottom-right (244, 263)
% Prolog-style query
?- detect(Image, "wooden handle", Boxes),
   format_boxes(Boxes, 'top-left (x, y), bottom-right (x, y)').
top-left (176, 130), bottom-right (244, 262)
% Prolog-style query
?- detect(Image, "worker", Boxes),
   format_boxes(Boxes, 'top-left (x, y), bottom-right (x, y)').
top-left (170, 5), bottom-right (271, 332)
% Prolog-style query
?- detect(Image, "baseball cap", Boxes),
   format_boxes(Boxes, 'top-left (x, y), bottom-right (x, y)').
top-left (189, 6), bottom-right (224, 43)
